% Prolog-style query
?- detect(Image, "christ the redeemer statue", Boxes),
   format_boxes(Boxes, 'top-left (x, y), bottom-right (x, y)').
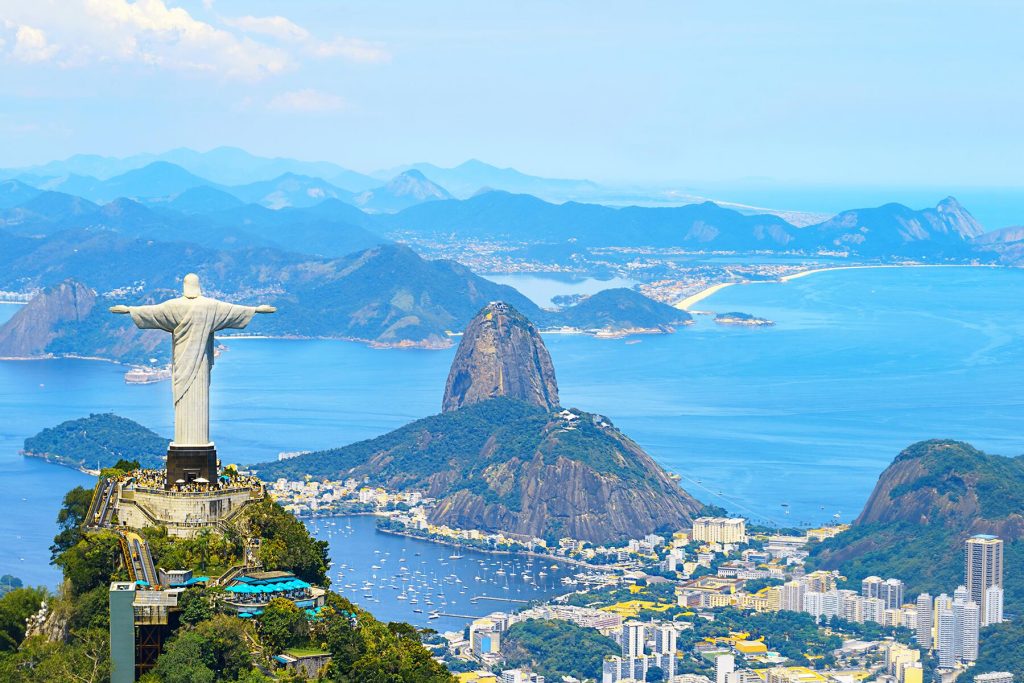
top-left (110, 274), bottom-right (275, 448)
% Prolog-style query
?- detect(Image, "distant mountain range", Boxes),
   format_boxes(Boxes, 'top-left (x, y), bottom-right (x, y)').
top-left (374, 159), bottom-right (602, 200)
top-left (0, 244), bottom-right (692, 361)
top-left (3, 150), bottom-right (1021, 262)
top-left (378, 191), bottom-right (996, 258)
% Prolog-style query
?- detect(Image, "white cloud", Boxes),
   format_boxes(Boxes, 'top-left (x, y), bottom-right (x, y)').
top-left (11, 25), bottom-right (59, 63)
top-left (0, 1), bottom-right (390, 79)
top-left (223, 15), bottom-right (309, 42)
top-left (0, 0), bottom-right (291, 80)
top-left (268, 89), bottom-right (345, 113)
top-left (314, 36), bottom-right (390, 64)
top-left (224, 13), bottom-right (391, 64)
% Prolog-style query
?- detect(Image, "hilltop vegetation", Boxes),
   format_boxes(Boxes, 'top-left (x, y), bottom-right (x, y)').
top-left (810, 439), bottom-right (1024, 610)
top-left (500, 619), bottom-right (618, 681)
top-left (22, 413), bottom-right (167, 472)
top-left (256, 397), bottom-right (701, 544)
top-left (0, 478), bottom-right (447, 682)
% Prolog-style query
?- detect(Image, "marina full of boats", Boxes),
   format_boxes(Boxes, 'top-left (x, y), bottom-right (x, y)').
top-left (305, 515), bottom-right (578, 632)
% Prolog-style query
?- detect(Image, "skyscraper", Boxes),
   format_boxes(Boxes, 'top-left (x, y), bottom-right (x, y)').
top-left (935, 594), bottom-right (955, 668)
top-left (652, 624), bottom-right (676, 655)
top-left (622, 621), bottom-right (645, 658)
top-left (715, 654), bottom-right (735, 683)
top-left (915, 593), bottom-right (933, 649)
top-left (965, 535), bottom-right (1003, 626)
top-left (783, 580), bottom-right (806, 612)
top-left (985, 584), bottom-right (1004, 626)
top-left (956, 598), bottom-right (980, 662)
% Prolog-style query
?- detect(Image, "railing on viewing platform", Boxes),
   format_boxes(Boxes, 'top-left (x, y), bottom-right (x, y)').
top-left (130, 484), bottom-right (265, 499)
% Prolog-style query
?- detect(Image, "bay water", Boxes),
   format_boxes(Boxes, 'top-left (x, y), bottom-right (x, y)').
top-left (1, 265), bottom-right (1022, 606)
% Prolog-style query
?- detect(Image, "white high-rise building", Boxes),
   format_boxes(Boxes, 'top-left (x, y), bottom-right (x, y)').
top-left (622, 621), bottom-right (645, 658)
top-left (915, 593), bottom-right (933, 649)
top-left (966, 535), bottom-right (1003, 626)
top-left (691, 517), bottom-right (747, 544)
top-left (782, 580), bottom-right (805, 612)
top-left (984, 584), bottom-right (1004, 626)
top-left (862, 577), bottom-right (905, 610)
top-left (652, 624), bottom-right (676, 654)
top-left (803, 590), bottom-right (824, 620)
top-left (935, 594), bottom-right (955, 668)
top-left (863, 596), bottom-right (886, 624)
top-left (954, 596), bottom-right (980, 663)
top-left (715, 654), bottom-right (735, 683)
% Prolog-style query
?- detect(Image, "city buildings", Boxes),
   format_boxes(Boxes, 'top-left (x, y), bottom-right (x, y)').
top-left (862, 576), bottom-right (905, 609)
top-left (500, 669), bottom-right (544, 683)
top-left (602, 621), bottom-right (678, 683)
top-left (974, 673), bottom-right (1014, 683)
top-left (966, 535), bottom-right (1004, 626)
top-left (691, 517), bottom-right (747, 544)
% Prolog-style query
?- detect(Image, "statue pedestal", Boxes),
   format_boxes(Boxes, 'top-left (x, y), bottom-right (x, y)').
top-left (166, 444), bottom-right (217, 489)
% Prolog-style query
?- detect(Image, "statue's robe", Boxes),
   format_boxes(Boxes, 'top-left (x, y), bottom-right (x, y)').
top-left (128, 296), bottom-right (256, 446)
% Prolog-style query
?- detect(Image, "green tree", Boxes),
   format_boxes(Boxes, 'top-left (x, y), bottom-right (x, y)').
top-left (0, 587), bottom-right (47, 651)
top-left (179, 587), bottom-right (215, 626)
top-left (151, 630), bottom-right (216, 683)
top-left (259, 598), bottom-right (308, 653)
top-left (54, 531), bottom-right (124, 596)
top-left (646, 666), bottom-right (665, 683)
top-left (153, 615), bottom-right (252, 682)
top-left (51, 486), bottom-right (94, 560)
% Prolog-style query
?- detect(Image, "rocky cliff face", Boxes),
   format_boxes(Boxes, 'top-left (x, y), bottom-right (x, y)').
top-left (256, 398), bottom-right (702, 544)
top-left (424, 407), bottom-right (703, 542)
top-left (853, 439), bottom-right (1024, 538)
top-left (0, 280), bottom-right (95, 357)
top-left (442, 302), bottom-right (559, 413)
top-left (810, 439), bottom-right (1024, 605)
top-left (0, 279), bottom-right (165, 363)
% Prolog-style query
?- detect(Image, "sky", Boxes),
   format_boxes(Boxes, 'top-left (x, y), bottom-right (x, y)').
top-left (0, 0), bottom-right (1022, 186)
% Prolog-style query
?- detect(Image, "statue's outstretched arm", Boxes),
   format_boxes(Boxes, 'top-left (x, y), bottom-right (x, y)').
top-left (111, 302), bottom-right (178, 331)
top-left (255, 305), bottom-right (276, 314)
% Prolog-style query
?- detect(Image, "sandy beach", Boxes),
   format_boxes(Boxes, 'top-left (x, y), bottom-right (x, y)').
top-left (674, 282), bottom-right (738, 310)
top-left (675, 263), bottom-right (998, 309)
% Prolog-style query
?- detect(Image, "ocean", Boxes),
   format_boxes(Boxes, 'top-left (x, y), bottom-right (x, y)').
top-left (1, 265), bottom-right (1022, 598)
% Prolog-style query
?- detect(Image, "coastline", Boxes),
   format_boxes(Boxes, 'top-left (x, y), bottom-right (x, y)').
top-left (375, 525), bottom-right (601, 571)
top-left (675, 262), bottom-right (1002, 309)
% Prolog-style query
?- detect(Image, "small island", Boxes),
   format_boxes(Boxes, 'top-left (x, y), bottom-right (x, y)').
top-left (22, 413), bottom-right (167, 473)
top-left (714, 311), bottom-right (775, 326)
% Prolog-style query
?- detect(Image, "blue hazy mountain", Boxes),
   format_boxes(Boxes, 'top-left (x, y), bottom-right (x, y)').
top-left (795, 196), bottom-right (985, 255)
top-left (354, 170), bottom-right (453, 213)
top-left (4, 191), bottom-right (100, 228)
top-left (383, 190), bottom-right (801, 248)
top-left (0, 147), bottom-right (380, 191)
top-left (230, 172), bottom-right (355, 209)
top-left (0, 179), bottom-right (43, 209)
top-left (377, 159), bottom-right (602, 200)
top-left (47, 161), bottom-right (221, 203)
top-left (156, 185), bottom-right (246, 213)
top-left (0, 190), bottom-right (386, 257)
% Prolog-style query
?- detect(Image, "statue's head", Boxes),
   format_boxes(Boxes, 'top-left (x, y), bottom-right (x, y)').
top-left (183, 273), bottom-right (202, 299)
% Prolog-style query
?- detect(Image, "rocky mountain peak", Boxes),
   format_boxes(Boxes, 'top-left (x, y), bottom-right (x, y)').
top-left (442, 302), bottom-right (559, 413)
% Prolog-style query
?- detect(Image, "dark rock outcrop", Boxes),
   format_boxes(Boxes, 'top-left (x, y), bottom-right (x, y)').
top-left (442, 302), bottom-right (559, 413)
